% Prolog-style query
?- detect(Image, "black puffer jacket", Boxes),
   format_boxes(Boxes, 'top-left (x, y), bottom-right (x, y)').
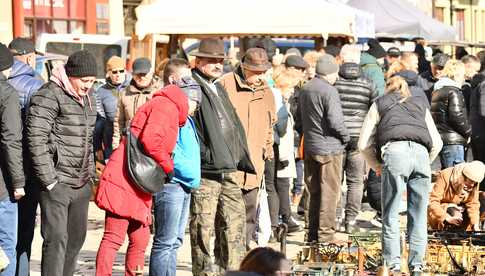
top-left (394, 70), bottom-right (430, 108)
top-left (431, 78), bottom-right (471, 145)
top-left (26, 82), bottom-right (97, 188)
top-left (0, 73), bottom-right (25, 201)
top-left (334, 63), bottom-right (377, 140)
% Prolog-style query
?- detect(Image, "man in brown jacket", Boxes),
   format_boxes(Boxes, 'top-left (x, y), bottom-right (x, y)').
top-left (428, 161), bottom-right (485, 231)
top-left (220, 47), bottom-right (276, 248)
top-left (112, 57), bottom-right (161, 148)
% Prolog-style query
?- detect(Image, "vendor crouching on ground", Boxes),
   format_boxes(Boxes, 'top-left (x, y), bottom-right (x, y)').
top-left (428, 161), bottom-right (485, 231)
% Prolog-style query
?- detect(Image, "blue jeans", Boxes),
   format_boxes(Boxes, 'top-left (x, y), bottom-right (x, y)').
top-left (0, 198), bottom-right (18, 276)
top-left (149, 183), bottom-right (191, 276)
top-left (381, 141), bottom-right (431, 271)
top-left (439, 144), bottom-right (464, 169)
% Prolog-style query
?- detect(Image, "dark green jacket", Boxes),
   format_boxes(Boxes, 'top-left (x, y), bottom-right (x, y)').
top-left (360, 52), bottom-right (385, 97)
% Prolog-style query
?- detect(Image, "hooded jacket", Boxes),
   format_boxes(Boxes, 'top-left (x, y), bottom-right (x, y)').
top-left (393, 70), bottom-right (430, 108)
top-left (0, 72), bottom-right (25, 201)
top-left (334, 62), bottom-right (377, 140)
top-left (431, 78), bottom-right (471, 145)
top-left (360, 52), bottom-right (385, 97)
top-left (8, 59), bottom-right (44, 110)
top-left (428, 163), bottom-right (480, 230)
top-left (112, 76), bottom-right (162, 149)
top-left (26, 66), bottom-right (97, 188)
top-left (95, 85), bottom-right (188, 225)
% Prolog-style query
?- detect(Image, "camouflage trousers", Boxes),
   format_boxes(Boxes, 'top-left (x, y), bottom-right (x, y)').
top-left (190, 173), bottom-right (247, 276)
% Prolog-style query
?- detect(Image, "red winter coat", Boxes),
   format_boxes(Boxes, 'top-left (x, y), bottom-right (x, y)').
top-left (95, 85), bottom-right (188, 225)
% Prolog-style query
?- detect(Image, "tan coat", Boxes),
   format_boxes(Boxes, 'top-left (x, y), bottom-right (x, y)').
top-left (428, 164), bottom-right (480, 230)
top-left (112, 77), bottom-right (162, 149)
top-left (220, 69), bottom-right (276, 190)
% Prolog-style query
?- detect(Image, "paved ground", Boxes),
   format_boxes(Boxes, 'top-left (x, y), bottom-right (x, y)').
top-left (28, 202), bottom-right (378, 275)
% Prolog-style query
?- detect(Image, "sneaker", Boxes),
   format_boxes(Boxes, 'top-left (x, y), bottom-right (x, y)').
top-left (287, 216), bottom-right (303, 233)
top-left (370, 214), bottom-right (383, 228)
top-left (344, 222), bottom-right (359, 234)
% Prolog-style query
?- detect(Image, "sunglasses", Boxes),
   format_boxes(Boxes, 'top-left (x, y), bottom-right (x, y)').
top-left (111, 69), bottom-right (125, 74)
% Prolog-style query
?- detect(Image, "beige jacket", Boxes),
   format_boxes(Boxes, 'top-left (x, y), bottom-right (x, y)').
top-left (112, 77), bottom-right (162, 149)
top-left (220, 69), bottom-right (276, 190)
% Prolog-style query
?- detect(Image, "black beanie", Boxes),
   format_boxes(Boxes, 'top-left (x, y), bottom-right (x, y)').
top-left (367, 39), bottom-right (387, 59)
top-left (65, 50), bottom-right (97, 77)
top-left (0, 43), bottom-right (13, 72)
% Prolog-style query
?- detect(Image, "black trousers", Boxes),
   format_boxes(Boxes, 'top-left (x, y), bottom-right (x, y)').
top-left (242, 188), bottom-right (259, 247)
top-left (39, 184), bottom-right (91, 276)
top-left (16, 181), bottom-right (40, 276)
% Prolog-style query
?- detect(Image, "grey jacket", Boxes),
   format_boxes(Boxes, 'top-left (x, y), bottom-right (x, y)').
top-left (295, 76), bottom-right (350, 156)
top-left (0, 73), bottom-right (25, 200)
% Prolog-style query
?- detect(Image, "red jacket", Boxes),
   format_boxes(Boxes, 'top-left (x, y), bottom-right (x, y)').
top-left (95, 85), bottom-right (188, 225)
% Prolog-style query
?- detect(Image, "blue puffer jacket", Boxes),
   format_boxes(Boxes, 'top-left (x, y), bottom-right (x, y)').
top-left (8, 60), bottom-right (44, 110)
top-left (172, 117), bottom-right (201, 189)
top-left (360, 52), bottom-right (385, 97)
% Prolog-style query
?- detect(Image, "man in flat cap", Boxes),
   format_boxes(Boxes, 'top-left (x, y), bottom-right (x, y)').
top-left (190, 38), bottom-right (254, 275)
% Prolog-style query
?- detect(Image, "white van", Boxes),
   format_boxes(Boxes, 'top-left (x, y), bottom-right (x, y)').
top-left (36, 33), bottom-right (130, 80)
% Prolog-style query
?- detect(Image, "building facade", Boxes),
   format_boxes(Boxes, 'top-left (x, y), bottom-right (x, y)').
top-left (9, 0), bottom-right (124, 43)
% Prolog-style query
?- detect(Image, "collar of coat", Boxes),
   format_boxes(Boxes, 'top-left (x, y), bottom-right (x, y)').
top-left (234, 66), bottom-right (267, 92)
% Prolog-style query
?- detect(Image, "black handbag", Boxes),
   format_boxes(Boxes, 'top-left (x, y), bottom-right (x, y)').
top-left (125, 127), bottom-right (167, 194)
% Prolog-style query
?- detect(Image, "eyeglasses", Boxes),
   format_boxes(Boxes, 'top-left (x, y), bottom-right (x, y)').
top-left (111, 69), bottom-right (125, 74)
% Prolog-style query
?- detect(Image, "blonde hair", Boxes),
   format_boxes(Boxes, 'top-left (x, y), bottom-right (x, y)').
top-left (386, 76), bottom-right (411, 100)
top-left (272, 67), bottom-right (301, 93)
top-left (303, 51), bottom-right (323, 67)
top-left (385, 61), bottom-right (406, 79)
top-left (441, 60), bottom-right (466, 80)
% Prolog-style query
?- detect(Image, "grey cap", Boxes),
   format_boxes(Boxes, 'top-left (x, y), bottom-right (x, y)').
top-left (316, 54), bottom-right (339, 76)
top-left (132, 57), bottom-right (152, 74)
top-left (286, 47), bottom-right (302, 57)
top-left (285, 55), bottom-right (309, 70)
top-left (431, 53), bottom-right (450, 68)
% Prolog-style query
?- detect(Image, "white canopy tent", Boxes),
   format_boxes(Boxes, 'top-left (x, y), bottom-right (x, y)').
top-left (326, 0), bottom-right (375, 38)
top-left (135, 0), bottom-right (357, 39)
top-left (347, 0), bottom-right (456, 41)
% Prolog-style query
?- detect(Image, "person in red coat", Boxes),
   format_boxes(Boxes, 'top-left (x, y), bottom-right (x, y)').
top-left (95, 84), bottom-right (189, 276)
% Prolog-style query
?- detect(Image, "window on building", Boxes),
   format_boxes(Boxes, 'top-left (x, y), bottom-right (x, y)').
top-left (434, 7), bottom-right (444, 22)
top-left (456, 9), bottom-right (465, 41)
top-left (96, 3), bottom-right (110, 34)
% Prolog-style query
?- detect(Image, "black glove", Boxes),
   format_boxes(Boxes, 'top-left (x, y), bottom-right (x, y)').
top-left (277, 160), bottom-right (290, 170)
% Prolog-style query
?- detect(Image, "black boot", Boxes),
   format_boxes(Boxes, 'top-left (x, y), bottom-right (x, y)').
top-left (283, 215), bottom-right (302, 233)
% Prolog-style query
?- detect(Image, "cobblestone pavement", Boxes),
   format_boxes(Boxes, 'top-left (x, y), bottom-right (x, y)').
top-left (29, 202), bottom-right (378, 275)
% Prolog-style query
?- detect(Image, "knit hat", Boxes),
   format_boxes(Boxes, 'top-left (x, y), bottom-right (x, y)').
top-left (340, 44), bottom-right (361, 64)
top-left (462, 161), bottom-right (485, 183)
top-left (367, 39), bottom-right (386, 59)
top-left (174, 76), bottom-right (202, 104)
top-left (65, 50), bottom-right (97, 78)
top-left (0, 43), bottom-right (13, 71)
top-left (316, 54), bottom-right (339, 76)
top-left (106, 56), bottom-right (125, 71)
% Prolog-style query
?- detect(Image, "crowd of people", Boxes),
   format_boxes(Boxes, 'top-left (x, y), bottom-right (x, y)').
top-left (1, 35), bottom-right (485, 276)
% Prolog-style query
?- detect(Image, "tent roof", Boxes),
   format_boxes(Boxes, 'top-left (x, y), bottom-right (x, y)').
top-left (326, 0), bottom-right (375, 38)
top-left (135, 0), bottom-right (356, 39)
top-left (347, 0), bottom-right (456, 41)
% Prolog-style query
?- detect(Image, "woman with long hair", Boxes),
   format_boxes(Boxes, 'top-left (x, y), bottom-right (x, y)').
top-left (359, 76), bottom-right (443, 273)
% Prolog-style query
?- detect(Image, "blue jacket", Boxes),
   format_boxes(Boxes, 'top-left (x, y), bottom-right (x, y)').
top-left (8, 60), bottom-right (44, 110)
top-left (360, 52), bottom-right (385, 97)
top-left (95, 75), bottom-right (131, 121)
top-left (172, 117), bottom-right (201, 189)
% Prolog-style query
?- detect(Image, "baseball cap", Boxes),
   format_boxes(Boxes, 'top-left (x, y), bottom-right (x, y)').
top-left (8, 37), bottom-right (36, 56)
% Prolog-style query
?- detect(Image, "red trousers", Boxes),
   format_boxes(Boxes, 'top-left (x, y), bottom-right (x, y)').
top-left (96, 212), bottom-right (150, 276)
